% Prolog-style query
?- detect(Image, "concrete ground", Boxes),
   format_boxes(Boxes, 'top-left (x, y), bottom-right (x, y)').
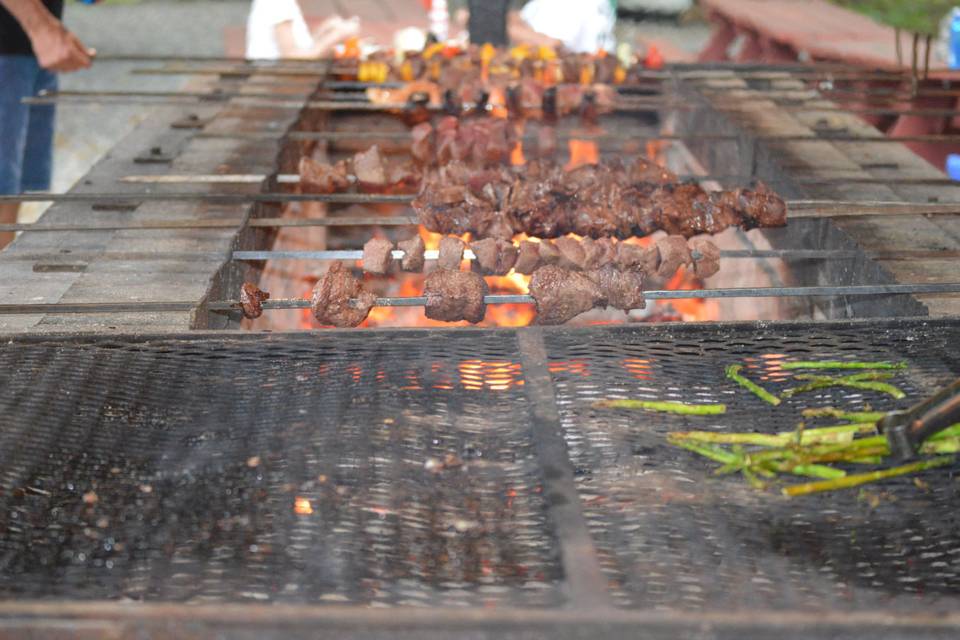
top-left (31, 1), bottom-right (708, 222)
top-left (26, 1), bottom-right (250, 222)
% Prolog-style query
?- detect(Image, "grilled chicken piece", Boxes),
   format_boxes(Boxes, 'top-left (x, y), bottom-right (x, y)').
top-left (312, 263), bottom-right (377, 328)
top-left (424, 270), bottom-right (488, 324)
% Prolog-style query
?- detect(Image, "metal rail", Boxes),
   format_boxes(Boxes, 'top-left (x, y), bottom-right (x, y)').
top-left (1, 283), bottom-right (955, 316)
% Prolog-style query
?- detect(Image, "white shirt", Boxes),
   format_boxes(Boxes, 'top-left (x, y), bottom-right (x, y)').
top-left (246, 0), bottom-right (314, 60)
top-left (520, 0), bottom-right (616, 53)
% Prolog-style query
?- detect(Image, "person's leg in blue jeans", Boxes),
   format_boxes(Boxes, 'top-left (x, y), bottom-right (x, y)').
top-left (0, 56), bottom-right (56, 247)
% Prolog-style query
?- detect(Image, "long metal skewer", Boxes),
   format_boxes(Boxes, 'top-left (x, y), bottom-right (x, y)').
top-left (0, 283), bottom-right (955, 316)
top-left (28, 92), bottom-right (960, 119)
top-left (209, 282), bottom-right (960, 312)
top-left (229, 248), bottom-right (960, 263)
top-left (114, 173), bottom-right (960, 187)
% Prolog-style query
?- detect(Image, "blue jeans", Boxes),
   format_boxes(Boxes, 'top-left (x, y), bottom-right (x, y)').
top-left (0, 55), bottom-right (57, 194)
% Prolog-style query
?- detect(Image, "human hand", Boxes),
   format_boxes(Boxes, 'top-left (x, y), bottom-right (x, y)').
top-left (29, 20), bottom-right (94, 72)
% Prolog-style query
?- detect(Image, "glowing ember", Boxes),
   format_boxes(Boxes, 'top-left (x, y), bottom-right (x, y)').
top-left (294, 497), bottom-right (314, 515)
top-left (566, 139), bottom-right (600, 170)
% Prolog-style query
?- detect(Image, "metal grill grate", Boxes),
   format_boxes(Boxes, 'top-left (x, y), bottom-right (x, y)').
top-left (0, 320), bottom-right (958, 625)
top-left (545, 321), bottom-right (960, 612)
top-left (0, 332), bottom-right (561, 607)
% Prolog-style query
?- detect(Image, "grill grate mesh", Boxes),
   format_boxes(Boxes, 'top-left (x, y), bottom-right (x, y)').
top-left (545, 322), bottom-right (960, 611)
top-left (0, 332), bottom-right (561, 606)
top-left (0, 320), bottom-right (958, 617)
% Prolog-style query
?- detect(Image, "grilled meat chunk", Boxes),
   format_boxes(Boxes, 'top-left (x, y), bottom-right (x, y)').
top-left (437, 236), bottom-right (466, 270)
top-left (424, 270), bottom-right (488, 324)
top-left (514, 240), bottom-right (542, 275)
top-left (363, 237), bottom-right (395, 275)
top-left (239, 283), bottom-right (270, 320)
top-left (413, 158), bottom-right (787, 240)
top-left (299, 156), bottom-right (350, 194)
top-left (411, 122), bottom-right (435, 165)
top-left (470, 238), bottom-right (518, 276)
top-left (689, 237), bottom-right (721, 279)
top-left (588, 265), bottom-right (645, 312)
top-left (655, 235), bottom-right (693, 280)
top-left (398, 235), bottom-right (426, 272)
top-left (555, 236), bottom-right (586, 270)
top-left (735, 181), bottom-right (788, 229)
top-left (312, 263), bottom-right (377, 328)
top-left (529, 265), bottom-right (603, 325)
top-left (353, 145), bottom-right (389, 188)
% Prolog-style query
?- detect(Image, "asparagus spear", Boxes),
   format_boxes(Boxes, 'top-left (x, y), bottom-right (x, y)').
top-left (783, 373), bottom-right (906, 399)
top-left (783, 456), bottom-right (955, 497)
top-left (780, 361), bottom-right (908, 371)
top-left (726, 364), bottom-right (781, 406)
top-left (669, 423), bottom-right (878, 448)
top-left (801, 408), bottom-right (886, 422)
top-left (594, 399), bottom-right (727, 415)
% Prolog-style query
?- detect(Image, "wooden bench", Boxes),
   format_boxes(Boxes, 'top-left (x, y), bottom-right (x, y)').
top-left (698, 0), bottom-right (916, 68)
top-left (698, 0), bottom-right (960, 173)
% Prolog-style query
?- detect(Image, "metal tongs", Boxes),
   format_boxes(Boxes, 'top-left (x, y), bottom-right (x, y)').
top-left (879, 379), bottom-right (960, 460)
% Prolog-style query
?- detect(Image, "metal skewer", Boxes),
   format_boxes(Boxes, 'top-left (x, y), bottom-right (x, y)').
top-left (116, 172), bottom-right (960, 188)
top-left (212, 282), bottom-right (960, 313)
top-left (0, 283), bottom-right (955, 316)
top-left (229, 248), bottom-right (960, 263)
top-left (29, 91), bottom-right (960, 120)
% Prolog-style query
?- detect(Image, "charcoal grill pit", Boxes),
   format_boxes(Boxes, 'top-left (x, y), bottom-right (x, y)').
top-left (1, 52), bottom-right (960, 638)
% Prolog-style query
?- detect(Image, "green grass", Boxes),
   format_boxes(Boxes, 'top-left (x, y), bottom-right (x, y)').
top-left (832, 1), bottom-right (953, 35)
